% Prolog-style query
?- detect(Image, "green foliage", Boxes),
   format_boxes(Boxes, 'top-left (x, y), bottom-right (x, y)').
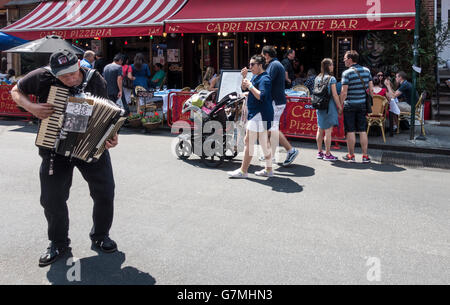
top-left (380, 3), bottom-right (450, 96)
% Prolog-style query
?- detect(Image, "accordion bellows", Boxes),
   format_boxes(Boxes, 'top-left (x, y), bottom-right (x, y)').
top-left (36, 86), bottom-right (126, 163)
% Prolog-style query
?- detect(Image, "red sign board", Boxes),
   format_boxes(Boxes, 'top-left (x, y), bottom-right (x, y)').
top-left (167, 91), bottom-right (194, 127)
top-left (0, 85), bottom-right (33, 118)
top-left (10, 26), bottom-right (163, 41)
top-left (280, 97), bottom-right (345, 142)
top-left (166, 17), bottom-right (414, 33)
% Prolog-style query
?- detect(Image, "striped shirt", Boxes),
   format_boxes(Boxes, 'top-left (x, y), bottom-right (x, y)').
top-left (341, 64), bottom-right (372, 104)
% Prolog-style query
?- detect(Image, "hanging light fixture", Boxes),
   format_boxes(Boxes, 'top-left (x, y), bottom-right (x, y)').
top-left (263, 38), bottom-right (267, 43)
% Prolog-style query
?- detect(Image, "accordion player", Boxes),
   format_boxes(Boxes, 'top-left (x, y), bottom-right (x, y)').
top-left (35, 85), bottom-right (127, 163)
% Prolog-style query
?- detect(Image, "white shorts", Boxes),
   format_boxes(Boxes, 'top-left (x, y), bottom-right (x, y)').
top-left (270, 102), bottom-right (286, 131)
top-left (246, 113), bottom-right (268, 132)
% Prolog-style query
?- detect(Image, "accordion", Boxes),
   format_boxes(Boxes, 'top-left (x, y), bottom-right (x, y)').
top-left (36, 86), bottom-right (126, 163)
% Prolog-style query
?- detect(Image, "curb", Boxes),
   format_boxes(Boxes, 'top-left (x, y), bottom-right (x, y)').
top-left (286, 136), bottom-right (450, 156)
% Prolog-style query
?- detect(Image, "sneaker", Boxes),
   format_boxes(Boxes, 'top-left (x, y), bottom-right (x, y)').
top-left (316, 151), bottom-right (324, 159)
top-left (282, 148), bottom-right (299, 167)
top-left (227, 169), bottom-right (248, 179)
top-left (323, 153), bottom-right (338, 161)
top-left (92, 236), bottom-right (118, 253)
top-left (254, 169), bottom-right (274, 177)
top-left (38, 243), bottom-right (69, 267)
top-left (342, 154), bottom-right (356, 162)
top-left (362, 155), bottom-right (371, 163)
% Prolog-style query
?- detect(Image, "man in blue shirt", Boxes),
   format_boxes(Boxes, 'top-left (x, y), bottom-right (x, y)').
top-left (261, 45), bottom-right (299, 167)
top-left (340, 50), bottom-right (373, 163)
top-left (385, 71), bottom-right (412, 112)
top-left (80, 50), bottom-right (95, 69)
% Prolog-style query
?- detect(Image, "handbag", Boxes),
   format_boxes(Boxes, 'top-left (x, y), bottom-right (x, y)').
top-left (123, 65), bottom-right (134, 89)
top-left (351, 67), bottom-right (372, 114)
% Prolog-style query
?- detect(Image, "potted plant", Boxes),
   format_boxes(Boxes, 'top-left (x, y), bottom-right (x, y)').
top-left (127, 111), bottom-right (143, 128)
top-left (142, 112), bottom-right (162, 131)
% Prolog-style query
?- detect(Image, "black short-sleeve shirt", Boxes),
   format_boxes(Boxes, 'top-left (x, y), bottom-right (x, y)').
top-left (281, 58), bottom-right (295, 88)
top-left (17, 67), bottom-right (108, 103)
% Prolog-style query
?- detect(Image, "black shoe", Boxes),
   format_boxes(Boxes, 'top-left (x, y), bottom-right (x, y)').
top-left (92, 236), bottom-right (117, 253)
top-left (38, 244), bottom-right (69, 267)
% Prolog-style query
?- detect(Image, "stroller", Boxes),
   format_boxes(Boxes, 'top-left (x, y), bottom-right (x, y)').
top-left (174, 91), bottom-right (246, 167)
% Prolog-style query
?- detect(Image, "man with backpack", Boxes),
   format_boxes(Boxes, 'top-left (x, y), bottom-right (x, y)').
top-left (339, 50), bottom-right (373, 163)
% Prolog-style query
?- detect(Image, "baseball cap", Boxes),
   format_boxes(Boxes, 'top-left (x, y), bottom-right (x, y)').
top-left (49, 49), bottom-right (80, 76)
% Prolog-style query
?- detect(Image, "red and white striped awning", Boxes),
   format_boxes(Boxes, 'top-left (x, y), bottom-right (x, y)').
top-left (2, 0), bottom-right (187, 40)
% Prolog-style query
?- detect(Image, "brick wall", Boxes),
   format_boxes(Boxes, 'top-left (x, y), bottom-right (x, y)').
top-left (422, 0), bottom-right (435, 25)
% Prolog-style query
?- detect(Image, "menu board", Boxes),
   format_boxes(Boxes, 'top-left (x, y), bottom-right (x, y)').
top-left (336, 37), bottom-right (353, 78)
top-left (217, 70), bottom-right (253, 103)
top-left (167, 49), bottom-right (180, 62)
top-left (218, 39), bottom-right (236, 71)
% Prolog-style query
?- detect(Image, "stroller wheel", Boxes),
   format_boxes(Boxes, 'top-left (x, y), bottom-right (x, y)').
top-left (224, 149), bottom-right (238, 160)
top-left (201, 154), bottom-right (225, 168)
top-left (175, 140), bottom-right (192, 160)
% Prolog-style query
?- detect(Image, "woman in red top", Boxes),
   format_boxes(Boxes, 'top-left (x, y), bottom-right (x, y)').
top-left (121, 55), bottom-right (133, 112)
top-left (372, 77), bottom-right (387, 97)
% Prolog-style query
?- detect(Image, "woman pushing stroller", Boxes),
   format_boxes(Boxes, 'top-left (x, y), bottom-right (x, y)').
top-left (227, 55), bottom-right (274, 178)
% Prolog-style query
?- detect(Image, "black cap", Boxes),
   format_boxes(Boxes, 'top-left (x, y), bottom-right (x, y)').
top-left (49, 49), bottom-right (79, 76)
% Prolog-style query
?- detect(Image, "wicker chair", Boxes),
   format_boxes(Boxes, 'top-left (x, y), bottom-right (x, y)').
top-left (181, 87), bottom-right (191, 92)
top-left (366, 95), bottom-right (389, 143)
top-left (158, 76), bottom-right (167, 91)
top-left (194, 84), bottom-right (208, 92)
top-left (292, 84), bottom-right (310, 97)
top-left (398, 92), bottom-right (426, 135)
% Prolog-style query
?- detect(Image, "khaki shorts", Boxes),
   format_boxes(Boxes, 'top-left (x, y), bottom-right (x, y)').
top-left (398, 102), bottom-right (411, 113)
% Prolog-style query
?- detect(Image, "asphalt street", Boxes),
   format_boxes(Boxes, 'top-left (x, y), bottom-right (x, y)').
top-left (0, 120), bottom-right (449, 285)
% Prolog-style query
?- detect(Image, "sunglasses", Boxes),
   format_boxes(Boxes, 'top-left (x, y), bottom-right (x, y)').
top-left (377, 74), bottom-right (384, 77)
top-left (249, 62), bottom-right (259, 67)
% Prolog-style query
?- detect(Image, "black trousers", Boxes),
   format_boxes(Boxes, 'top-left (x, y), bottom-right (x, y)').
top-left (39, 150), bottom-right (115, 248)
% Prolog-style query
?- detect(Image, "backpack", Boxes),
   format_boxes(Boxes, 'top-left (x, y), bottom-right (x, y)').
top-left (311, 75), bottom-right (331, 111)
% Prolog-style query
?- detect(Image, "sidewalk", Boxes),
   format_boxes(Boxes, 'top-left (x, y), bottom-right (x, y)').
top-left (362, 123), bottom-right (450, 155)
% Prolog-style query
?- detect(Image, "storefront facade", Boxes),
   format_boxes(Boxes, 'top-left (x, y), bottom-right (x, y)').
top-left (2, 0), bottom-right (187, 81)
top-left (3, 0), bottom-right (436, 89)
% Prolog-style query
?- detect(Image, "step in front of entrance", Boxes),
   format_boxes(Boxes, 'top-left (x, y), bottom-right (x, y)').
top-left (381, 151), bottom-right (450, 169)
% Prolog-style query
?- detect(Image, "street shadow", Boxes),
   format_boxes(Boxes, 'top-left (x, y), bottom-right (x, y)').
top-left (247, 176), bottom-right (304, 193)
top-left (274, 164), bottom-right (315, 178)
top-left (0, 118), bottom-right (37, 134)
top-left (330, 160), bottom-right (406, 172)
top-left (46, 248), bottom-right (156, 285)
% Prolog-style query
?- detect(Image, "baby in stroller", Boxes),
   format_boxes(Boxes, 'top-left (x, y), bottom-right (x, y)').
top-left (175, 91), bottom-right (246, 167)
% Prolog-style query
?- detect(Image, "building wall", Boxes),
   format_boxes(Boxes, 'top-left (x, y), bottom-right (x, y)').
top-left (438, 0), bottom-right (450, 63)
top-left (422, 0), bottom-right (435, 24)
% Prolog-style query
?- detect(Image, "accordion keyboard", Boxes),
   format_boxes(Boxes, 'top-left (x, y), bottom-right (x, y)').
top-left (35, 86), bottom-right (69, 149)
